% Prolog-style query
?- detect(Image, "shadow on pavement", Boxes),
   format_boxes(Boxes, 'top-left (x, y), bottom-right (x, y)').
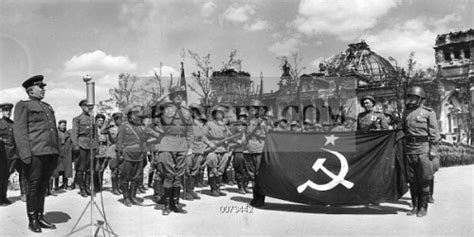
top-left (230, 196), bottom-right (408, 215)
top-left (44, 211), bottom-right (71, 224)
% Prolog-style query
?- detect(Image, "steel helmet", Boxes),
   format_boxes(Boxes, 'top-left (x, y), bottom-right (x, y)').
top-left (249, 99), bottom-right (264, 107)
top-left (407, 86), bottom-right (425, 98)
top-left (360, 95), bottom-right (375, 106)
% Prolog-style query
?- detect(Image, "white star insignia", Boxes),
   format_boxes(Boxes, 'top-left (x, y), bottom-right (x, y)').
top-left (324, 134), bottom-right (339, 146)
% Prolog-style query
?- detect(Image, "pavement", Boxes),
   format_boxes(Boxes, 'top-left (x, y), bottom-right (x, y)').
top-left (1, 165), bottom-right (473, 237)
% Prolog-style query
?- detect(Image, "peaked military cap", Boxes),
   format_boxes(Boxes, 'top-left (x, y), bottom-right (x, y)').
top-left (22, 75), bottom-right (46, 89)
top-left (0, 103), bottom-right (14, 110)
top-left (95, 114), bottom-right (106, 120)
top-left (79, 99), bottom-right (88, 106)
top-left (112, 112), bottom-right (124, 119)
top-left (58, 120), bottom-right (67, 124)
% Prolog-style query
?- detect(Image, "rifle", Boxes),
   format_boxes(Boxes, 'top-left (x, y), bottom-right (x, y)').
top-left (202, 132), bottom-right (243, 154)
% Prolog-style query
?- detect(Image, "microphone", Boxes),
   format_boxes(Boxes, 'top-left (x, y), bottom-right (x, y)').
top-left (83, 75), bottom-right (95, 107)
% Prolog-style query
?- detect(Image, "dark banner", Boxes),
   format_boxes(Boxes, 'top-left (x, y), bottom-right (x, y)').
top-left (256, 130), bottom-right (407, 205)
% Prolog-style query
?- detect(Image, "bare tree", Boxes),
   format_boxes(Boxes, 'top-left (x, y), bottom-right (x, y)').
top-left (108, 73), bottom-right (139, 110)
top-left (188, 50), bottom-right (213, 106)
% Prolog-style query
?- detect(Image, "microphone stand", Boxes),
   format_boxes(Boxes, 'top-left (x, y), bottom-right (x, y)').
top-left (68, 75), bottom-right (117, 237)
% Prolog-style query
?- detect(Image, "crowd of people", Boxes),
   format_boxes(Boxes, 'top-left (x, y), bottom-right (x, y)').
top-left (0, 74), bottom-right (440, 233)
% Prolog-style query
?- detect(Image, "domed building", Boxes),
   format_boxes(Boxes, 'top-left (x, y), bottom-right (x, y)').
top-left (262, 41), bottom-right (401, 127)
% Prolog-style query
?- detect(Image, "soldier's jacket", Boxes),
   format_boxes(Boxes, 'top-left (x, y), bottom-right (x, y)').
top-left (403, 105), bottom-right (440, 155)
top-left (229, 122), bottom-right (247, 153)
top-left (58, 129), bottom-right (71, 158)
top-left (116, 121), bottom-right (146, 161)
top-left (13, 99), bottom-right (60, 161)
top-left (156, 104), bottom-right (193, 152)
top-left (205, 120), bottom-right (232, 153)
top-left (104, 124), bottom-right (119, 158)
top-left (96, 127), bottom-right (108, 158)
top-left (191, 119), bottom-right (209, 154)
top-left (246, 117), bottom-right (267, 153)
top-left (357, 110), bottom-right (389, 131)
top-left (71, 113), bottom-right (98, 150)
top-left (0, 117), bottom-right (18, 160)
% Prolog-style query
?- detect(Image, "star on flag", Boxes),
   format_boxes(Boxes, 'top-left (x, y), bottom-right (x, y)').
top-left (324, 134), bottom-right (339, 146)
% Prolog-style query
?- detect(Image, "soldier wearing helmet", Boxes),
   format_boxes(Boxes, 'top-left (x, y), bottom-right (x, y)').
top-left (245, 99), bottom-right (268, 207)
top-left (116, 105), bottom-right (147, 207)
top-left (357, 95), bottom-right (389, 131)
top-left (154, 86), bottom-right (193, 215)
top-left (183, 103), bottom-right (211, 201)
top-left (403, 85), bottom-right (440, 218)
top-left (273, 117), bottom-right (289, 131)
top-left (204, 105), bottom-right (232, 196)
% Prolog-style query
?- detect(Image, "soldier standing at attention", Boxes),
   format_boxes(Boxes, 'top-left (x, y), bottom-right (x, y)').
top-left (245, 99), bottom-right (268, 207)
top-left (13, 75), bottom-right (59, 233)
top-left (403, 86), bottom-right (440, 217)
top-left (71, 99), bottom-right (97, 197)
top-left (0, 103), bottom-right (23, 204)
top-left (117, 105), bottom-right (147, 207)
top-left (94, 114), bottom-right (108, 192)
top-left (102, 112), bottom-right (123, 196)
top-left (357, 95), bottom-right (389, 131)
top-left (156, 86), bottom-right (193, 215)
top-left (205, 106), bottom-right (232, 197)
top-left (53, 120), bottom-right (71, 191)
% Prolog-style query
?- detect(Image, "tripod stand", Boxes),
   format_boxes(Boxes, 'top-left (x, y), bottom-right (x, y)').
top-left (68, 77), bottom-right (117, 236)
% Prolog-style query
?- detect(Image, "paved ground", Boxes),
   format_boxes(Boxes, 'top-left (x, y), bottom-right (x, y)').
top-left (1, 165), bottom-right (473, 237)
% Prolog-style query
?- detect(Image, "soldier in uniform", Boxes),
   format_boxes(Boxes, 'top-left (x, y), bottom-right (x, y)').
top-left (403, 86), bottom-right (440, 217)
top-left (183, 104), bottom-right (210, 200)
top-left (102, 112), bottom-right (123, 195)
top-left (273, 117), bottom-right (289, 131)
top-left (230, 118), bottom-right (248, 194)
top-left (71, 99), bottom-right (97, 197)
top-left (156, 86), bottom-right (193, 215)
top-left (13, 75), bottom-right (59, 232)
top-left (53, 120), bottom-right (70, 191)
top-left (245, 99), bottom-right (268, 206)
top-left (94, 114), bottom-right (108, 192)
top-left (331, 115), bottom-right (357, 132)
top-left (357, 95), bottom-right (389, 131)
top-left (290, 121), bottom-right (301, 132)
top-left (117, 105), bottom-right (147, 207)
top-left (205, 106), bottom-right (233, 197)
top-left (0, 103), bottom-right (21, 204)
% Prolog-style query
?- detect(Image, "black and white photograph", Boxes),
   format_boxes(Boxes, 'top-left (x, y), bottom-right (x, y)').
top-left (0, 0), bottom-right (473, 236)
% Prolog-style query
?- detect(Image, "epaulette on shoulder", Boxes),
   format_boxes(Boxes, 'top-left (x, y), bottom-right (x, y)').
top-left (422, 105), bottom-right (433, 112)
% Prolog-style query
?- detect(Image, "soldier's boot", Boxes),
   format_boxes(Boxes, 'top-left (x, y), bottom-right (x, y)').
top-left (209, 177), bottom-right (220, 197)
top-left (183, 177), bottom-right (194, 201)
top-left (407, 184), bottom-right (418, 216)
top-left (84, 173), bottom-right (92, 196)
top-left (76, 172), bottom-right (86, 197)
top-left (170, 187), bottom-right (187, 214)
top-left (121, 183), bottom-right (132, 207)
top-left (189, 176), bottom-right (200, 200)
top-left (1, 181), bottom-right (12, 204)
top-left (417, 193), bottom-right (429, 218)
top-left (111, 177), bottom-right (121, 196)
top-left (28, 212), bottom-right (41, 233)
top-left (60, 176), bottom-right (68, 190)
top-left (162, 188), bottom-right (172, 216)
top-left (237, 181), bottom-right (246, 194)
top-left (93, 173), bottom-right (101, 193)
top-left (20, 178), bottom-right (28, 201)
top-left (226, 169), bottom-right (236, 186)
top-left (428, 179), bottom-right (434, 204)
top-left (152, 180), bottom-right (165, 204)
top-left (130, 184), bottom-right (143, 205)
top-left (37, 210), bottom-right (56, 229)
top-left (243, 180), bottom-right (252, 193)
top-left (216, 176), bottom-right (227, 196)
top-left (46, 179), bottom-right (57, 197)
top-left (147, 171), bottom-right (154, 188)
top-left (54, 177), bottom-right (60, 191)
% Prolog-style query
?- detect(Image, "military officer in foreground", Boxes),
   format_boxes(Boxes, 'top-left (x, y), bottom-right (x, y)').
top-left (403, 86), bottom-right (440, 217)
top-left (13, 75), bottom-right (59, 233)
top-left (357, 95), bottom-right (389, 131)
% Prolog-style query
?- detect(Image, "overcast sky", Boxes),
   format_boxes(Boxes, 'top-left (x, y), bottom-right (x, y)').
top-left (0, 0), bottom-right (472, 124)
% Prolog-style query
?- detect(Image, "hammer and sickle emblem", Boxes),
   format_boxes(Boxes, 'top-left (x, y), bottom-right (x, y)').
top-left (297, 148), bottom-right (354, 193)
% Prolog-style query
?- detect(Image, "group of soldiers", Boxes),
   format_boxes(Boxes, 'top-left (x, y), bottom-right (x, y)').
top-left (0, 74), bottom-right (440, 233)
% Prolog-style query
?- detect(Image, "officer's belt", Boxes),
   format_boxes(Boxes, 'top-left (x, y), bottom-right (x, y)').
top-left (165, 134), bottom-right (186, 138)
top-left (405, 135), bottom-right (428, 143)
